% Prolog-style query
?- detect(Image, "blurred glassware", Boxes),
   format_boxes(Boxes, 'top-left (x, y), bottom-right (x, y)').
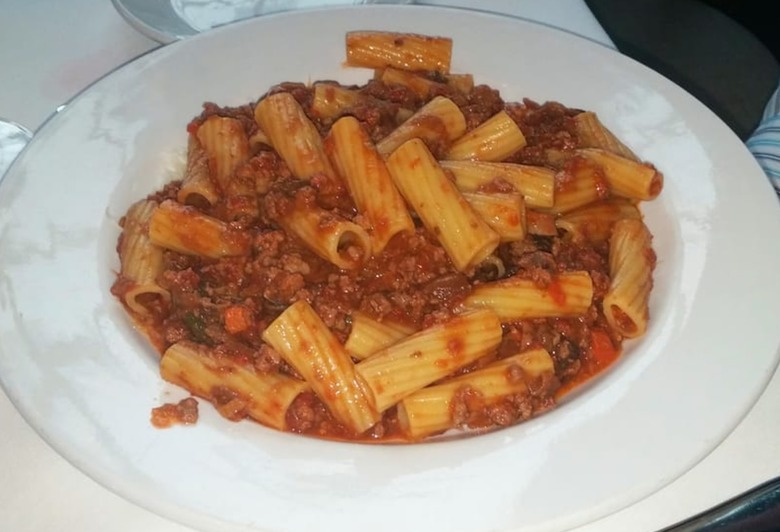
top-left (112, 0), bottom-right (415, 43)
top-left (0, 119), bottom-right (32, 180)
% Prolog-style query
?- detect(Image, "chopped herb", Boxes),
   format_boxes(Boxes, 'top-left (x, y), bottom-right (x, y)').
top-left (183, 312), bottom-right (210, 344)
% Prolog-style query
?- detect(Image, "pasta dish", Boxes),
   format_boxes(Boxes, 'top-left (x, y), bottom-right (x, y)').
top-left (111, 31), bottom-right (662, 442)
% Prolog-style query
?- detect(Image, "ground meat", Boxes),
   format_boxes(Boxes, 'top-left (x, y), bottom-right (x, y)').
top-left (146, 180), bottom-right (183, 204)
top-left (200, 257), bottom-right (248, 293)
top-left (421, 273), bottom-right (471, 304)
top-left (552, 338), bottom-right (579, 362)
top-left (361, 79), bottom-right (421, 110)
top-left (151, 397), bottom-right (199, 428)
top-left (461, 84), bottom-right (504, 130)
top-left (513, 251), bottom-right (557, 286)
top-left (263, 268), bottom-right (305, 305)
top-left (285, 392), bottom-right (349, 439)
top-left (286, 392), bottom-right (317, 433)
top-left (252, 230), bottom-right (286, 265)
top-left (504, 99), bottom-right (580, 166)
top-left (211, 386), bottom-right (249, 421)
top-left (254, 343), bottom-right (282, 373)
top-left (310, 172), bottom-right (355, 213)
top-left (347, 98), bottom-right (404, 141)
top-left (162, 319), bottom-right (189, 345)
top-left (238, 151), bottom-right (292, 196)
top-left (485, 402), bottom-right (516, 426)
top-left (450, 386), bottom-right (484, 427)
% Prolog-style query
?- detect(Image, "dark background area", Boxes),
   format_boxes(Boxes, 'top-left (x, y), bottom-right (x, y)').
top-left (583, 0), bottom-right (780, 140)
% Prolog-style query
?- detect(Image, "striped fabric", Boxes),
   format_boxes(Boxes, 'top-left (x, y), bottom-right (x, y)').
top-left (746, 85), bottom-right (780, 196)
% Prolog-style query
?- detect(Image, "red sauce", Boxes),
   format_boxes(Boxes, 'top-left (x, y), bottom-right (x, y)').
top-left (546, 277), bottom-right (567, 307)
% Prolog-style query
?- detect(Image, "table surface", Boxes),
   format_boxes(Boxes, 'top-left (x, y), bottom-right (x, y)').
top-left (1, 1), bottom-right (779, 531)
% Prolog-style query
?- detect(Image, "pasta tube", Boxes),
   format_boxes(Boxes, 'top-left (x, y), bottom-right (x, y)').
top-left (310, 82), bottom-right (364, 120)
top-left (345, 31), bottom-right (452, 73)
top-left (273, 192), bottom-right (371, 270)
top-left (555, 198), bottom-right (641, 242)
top-left (440, 159), bottom-right (555, 209)
top-left (344, 311), bottom-right (415, 361)
top-left (377, 68), bottom-right (473, 94)
top-left (446, 110), bottom-right (527, 161)
top-left (195, 115), bottom-right (250, 191)
top-left (254, 92), bottom-right (338, 181)
top-left (325, 115), bottom-right (415, 254)
top-left (461, 191), bottom-right (526, 242)
top-left (376, 96), bottom-right (466, 157)
top-left (444, 73), bottom-right (474, 94)
top-left (356, 309), bottom-right (503, 412)
top-left (161, 341), bottom-right (309, 431)
top-left (262, 301), bottom-right (380, 434)
top-left (310, 82), bottom-right (403, 124)
top-left (222, 160), bottom-right (260, 222)
top-left (577, 148), bottom-right (663, 200)
top-left (149, 200), bottom-right (251, 258)
top-left (385, 138), bottom-right (500, 271)
top-left (378, 67), bottom-right (445, 98)
top-left (603, 219), bottom-right (655, 338)
top-left (115, 199), bottom-right (170, 316)
top-left (398, 348), bottom-right (555, 439)
top-left (547, 156), bottom-right (610, 214)
top-left (464, 272), bottom-right (594, 321)
top-left (574, 111), bottom-right (638, 160)
top-left (476, 254), bottom-right (507, 280)
top-left (177, 134), bottom-right (220, 207)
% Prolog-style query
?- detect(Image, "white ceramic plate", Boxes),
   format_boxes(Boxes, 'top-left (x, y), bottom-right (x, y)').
top-left (1, 6), bottom-right (779, 532)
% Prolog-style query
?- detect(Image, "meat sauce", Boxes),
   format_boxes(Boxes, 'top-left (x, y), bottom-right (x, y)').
top-left (113, 75), bottom-right (638, 442)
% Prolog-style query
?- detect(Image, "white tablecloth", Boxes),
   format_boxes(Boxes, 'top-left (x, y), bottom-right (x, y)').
top-left (1, 1), bottom-right (778, 531)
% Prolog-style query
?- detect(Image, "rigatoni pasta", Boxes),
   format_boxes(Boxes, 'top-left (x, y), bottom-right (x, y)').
top-left (262, 300), bottom-right (380, 434)
top-left (555, 197), bottom-right (641, 242)
top-left (177, 135), bottom-right (220, 207)
top-left (111, 30), bottom-right (662, 443)
top-left (355, 309), bottom-right (503, 412)
top-left (310, 82), bottom-right (366, 121)
top-left (446, 110), bottom-right (527, 161)
top-left (254, 91), bottom-right (338, 181)
top-left (268, 188), bottom-right (372, 270)
top-left (464, 272), bottom-right (594, 321)
top-left (545, 156), bottom-right (610, 214)
top-left (397, 348), bottom-right (556, 440)
top-left (577, 148), bottom-right (663, 200)
top-left (460, 191), bottom-right (526, 242)
top-left (344, 311), bottom-right (416, 360)
top-left (375, 95), bottom-right (466, 157)
top-left (603, 219), bottom-right (656, 338)
top-left (573, 111), bottom-right (638, 161)
top-left (196, 115), bottom-right (250, 191)
top-left (112, 199), bottom-right (170, 317)
top-left (325, 115), bottom-right (414, 254)
top-left (440, 159), bottom-right (555, 209)
top-left (345, 31), bottom-right (452, 73)
top-left (161, 341), bottom-right (309, 431)
top-left (148, 199), bottom-right (251, 258)
top-left (385, 137), bottom-right (500, 271)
